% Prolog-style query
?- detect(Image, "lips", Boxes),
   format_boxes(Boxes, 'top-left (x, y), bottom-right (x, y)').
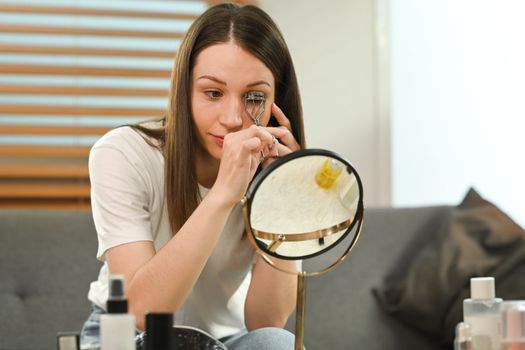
top-left (211, 134), bottom-right (224, 146)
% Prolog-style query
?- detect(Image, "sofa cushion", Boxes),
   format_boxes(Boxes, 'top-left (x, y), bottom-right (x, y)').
top-left (2, 205), bottom-right (455, 350)
top-left (0, 209), bottom-right (101, 350)
top-left (285, 206), bottom-right (451, 350)
top-left (373, 189), bottom-right (525, 346)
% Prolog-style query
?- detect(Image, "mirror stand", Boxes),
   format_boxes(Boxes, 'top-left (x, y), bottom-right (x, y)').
top-left (242, 149), bottom-right (365, 349)
top-left (295, 272), bottom-right (307, 350)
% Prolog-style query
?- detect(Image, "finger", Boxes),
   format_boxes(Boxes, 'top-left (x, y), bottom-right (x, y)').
top-left (271, 103), bottom-right (292, 131)
top-left (270, 135), bottom-right (277, 147)
top-left (275, 127), bottom-right (300, 152)
top-left (259, 149), bottom-right (268, 164)
top-left (261, 156), bottom-right (276, 168)
top-left (273, 142), bottom-right (293, 157)
top-left (263, 142), bottom-right (292, 166)
top-left (259, 129), bottom-right (284, 159)
top-left (239, 136), bottom-right (261, 153)
top-left (240, 130), bottom-right (274, 166)
top-left (261, 142), bottom-right (292, 168)
top-left (246, 124), bottom-right (277, 150)
top-left (261, 137), bottom-right (280, 162)
top-left (240, 137), bottom-right (265, 172)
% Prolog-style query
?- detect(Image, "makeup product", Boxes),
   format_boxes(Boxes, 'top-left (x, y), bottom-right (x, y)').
top-left (315, 158), bottom-right (343, 189)
top-left (244, 91), bottom-right (266, 126)
top-left (463, 277), bottom-right (502, 350)
top-left (454, 322), bottom-right (472, 350)
top-left (314, 158), bottom-right (345, 245)
top-left (501, 301), bottom-right (525, 350)
top-left (57, 332), bottom-right (79, 350)
top-left (100, 275), bottom-right (136, 350)
top-left (145, 312), bottom-right (173, 350)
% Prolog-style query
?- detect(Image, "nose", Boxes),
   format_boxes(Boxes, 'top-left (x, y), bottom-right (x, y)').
top-left (218, 96), bottom-right (243, 130)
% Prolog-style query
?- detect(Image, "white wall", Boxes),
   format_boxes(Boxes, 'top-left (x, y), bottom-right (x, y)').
top-left (258, 0), bottom-right (389, 206)
top-left (258, 0), bottom-right (525, 229)
top-left (390, 0), bottom-right (525, 227)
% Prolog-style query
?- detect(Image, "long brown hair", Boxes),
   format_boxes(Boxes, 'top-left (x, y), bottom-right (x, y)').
top-left (133, 3), bottom-right (305, 233)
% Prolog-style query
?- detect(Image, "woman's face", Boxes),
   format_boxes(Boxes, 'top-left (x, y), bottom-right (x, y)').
top-left (191, 42), bottom-right (275, 160)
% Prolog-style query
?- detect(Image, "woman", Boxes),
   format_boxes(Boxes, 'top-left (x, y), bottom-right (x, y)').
top-left (81, 3), bottom-right (305, 349)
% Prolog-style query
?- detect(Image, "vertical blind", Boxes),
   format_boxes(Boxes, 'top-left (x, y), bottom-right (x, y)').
top-left (0, 0), bottom-right (208, 208)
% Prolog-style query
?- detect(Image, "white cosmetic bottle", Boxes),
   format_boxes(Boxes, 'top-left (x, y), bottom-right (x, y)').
top-left (463, 277), bottom-right (502, 350)
top-left (100, 275), bottom-right (136, 350)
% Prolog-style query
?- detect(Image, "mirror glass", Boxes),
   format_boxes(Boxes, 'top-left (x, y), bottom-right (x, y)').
top-left (245, 149), bottom-right (363, 261)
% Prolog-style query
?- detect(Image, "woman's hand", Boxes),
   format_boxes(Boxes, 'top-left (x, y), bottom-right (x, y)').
top-left (261, 103), bottom-right (301, 168)
top-left (210, 124), bottom-right (286, 207)
top-left (209, 103), bottom-right (299, 207)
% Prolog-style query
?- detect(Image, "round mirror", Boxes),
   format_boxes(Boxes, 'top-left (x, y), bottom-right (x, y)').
top-left (243, 149), bottom-right (364, 274)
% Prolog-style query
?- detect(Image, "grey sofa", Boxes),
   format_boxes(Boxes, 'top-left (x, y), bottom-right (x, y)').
top-left (0, 207), bottom-right (450, 350)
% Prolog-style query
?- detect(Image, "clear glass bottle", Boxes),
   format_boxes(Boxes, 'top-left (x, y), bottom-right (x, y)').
top-left (463, 277), bottom-right (502, 350)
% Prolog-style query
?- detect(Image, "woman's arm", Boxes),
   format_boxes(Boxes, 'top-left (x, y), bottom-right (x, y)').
top-left (107, 188), bottom-right (234, 331)
top-left (244, 257), bottom-right (298, 330)
top-left (101, 125), bottom-right (281, 331)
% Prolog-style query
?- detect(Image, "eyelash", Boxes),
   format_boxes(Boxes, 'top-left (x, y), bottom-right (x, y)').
top-left (204, 90), bottom-right (267, 101)
top-left (204, 90), bottom-right (223, 99)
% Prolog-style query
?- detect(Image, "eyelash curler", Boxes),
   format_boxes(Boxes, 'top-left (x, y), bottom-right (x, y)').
top-left (244, 91), bottom-right (266, 126)
top-left (244, 91), bottom-right (273, 162)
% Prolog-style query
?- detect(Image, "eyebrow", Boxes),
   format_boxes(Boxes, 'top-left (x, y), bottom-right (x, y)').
top-left (197, 75), bottom-right (271, 88)
top-left (197, 75), bottom-right (226, 85)
top-left (246, 80), bottom-right (272, 88)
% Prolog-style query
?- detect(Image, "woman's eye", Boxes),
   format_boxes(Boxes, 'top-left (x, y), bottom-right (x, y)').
top-left (245, 91), bottom-right (266, 102)
top-left (244, 92), bottom-right (266, 107)
top-left (205, 90), bottom-right (222, 99)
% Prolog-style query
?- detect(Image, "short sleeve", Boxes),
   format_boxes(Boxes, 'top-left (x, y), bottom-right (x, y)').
top-left (89, 142), bottom-right (154, 261)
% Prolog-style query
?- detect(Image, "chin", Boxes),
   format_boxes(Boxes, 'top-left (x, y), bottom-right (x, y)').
top-left (205, 145), bottom-right (222, 161)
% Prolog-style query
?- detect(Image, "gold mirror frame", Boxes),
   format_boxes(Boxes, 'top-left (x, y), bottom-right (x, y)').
top-left (241, 149), bottom-right (365, 350)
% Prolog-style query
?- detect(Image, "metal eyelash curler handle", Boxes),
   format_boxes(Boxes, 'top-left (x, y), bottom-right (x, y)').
top-left (244, 92), bottom-right (268, 162)
top-left (244, 91), bottom-right (266, 126)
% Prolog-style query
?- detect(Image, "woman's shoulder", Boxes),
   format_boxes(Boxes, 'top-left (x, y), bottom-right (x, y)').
top-left (89, 123), bottom-right (165, 184)
top-left (92, 122), bottom-right (162, 155)
top-left (89, 122), bottom-right (164, 175)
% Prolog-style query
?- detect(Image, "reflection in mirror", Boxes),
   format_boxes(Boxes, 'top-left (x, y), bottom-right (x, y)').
top-left (248, 153), bottom-right (361, 260)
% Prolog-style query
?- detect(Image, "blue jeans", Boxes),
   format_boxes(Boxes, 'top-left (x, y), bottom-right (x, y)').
top-left (223, 328), bottom-right (295, 349)
top-left (80, 304), bottom-right (295, 349)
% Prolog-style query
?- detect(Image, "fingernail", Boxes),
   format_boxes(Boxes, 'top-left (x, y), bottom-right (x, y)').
top-left (270, 136), bottom-right (277, 149)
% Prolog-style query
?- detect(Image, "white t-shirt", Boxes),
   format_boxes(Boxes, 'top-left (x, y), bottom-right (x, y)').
top-left (87, 125), bottom-right (255, 339)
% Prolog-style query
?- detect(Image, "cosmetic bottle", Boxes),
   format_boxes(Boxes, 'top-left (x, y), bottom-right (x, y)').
top-left (315, 158), bottom-right (343, 189)
top-left (463, 277), bottom-right (502, 350)
top-left (501, 301), bottom-right (525, 350)
top-left (56, 332), bottom-right (79, 350)
top-left (145, 312), bottom-right (173, 350)
top-left (100, 275), bottom-right (136, 350)
top-left (454, 322), bottom-right (473, 350)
